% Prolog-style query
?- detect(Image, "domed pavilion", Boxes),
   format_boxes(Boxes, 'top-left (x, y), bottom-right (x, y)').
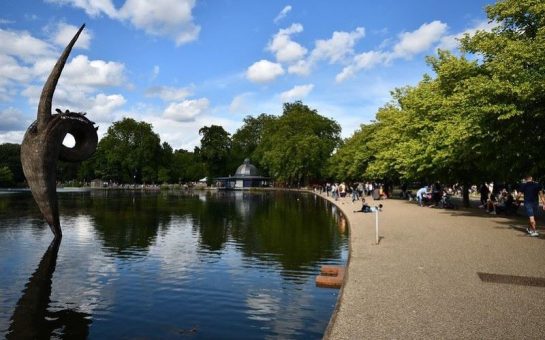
top-left (216, 158), bottom-right (270, 189)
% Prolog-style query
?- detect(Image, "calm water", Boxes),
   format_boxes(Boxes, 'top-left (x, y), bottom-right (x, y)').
top-left (0, 190), bottom-right (348, 339)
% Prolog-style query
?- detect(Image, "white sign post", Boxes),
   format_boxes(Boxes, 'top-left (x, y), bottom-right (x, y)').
top-left (375, 209), bottom-right (379, 245)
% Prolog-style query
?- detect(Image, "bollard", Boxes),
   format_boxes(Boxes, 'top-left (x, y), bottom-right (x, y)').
top-left (375, 209), bottom-right (379, 245)
top-left (373, 204), bottom-right (383, 245)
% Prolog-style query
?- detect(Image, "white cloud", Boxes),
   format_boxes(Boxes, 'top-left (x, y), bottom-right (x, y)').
top-left (287, 59), bottom-right (311, 76)
top-left (0, 54), bottom-right (33, 84)
top-left (0, 107), bottom-right (29, 131)
top-left (283, 27), bottom-right (365, 76)
top-left (51, 23), bottom-right (92, 49)
top-left (145, 86), bottom-right (193, 101)
top-left (0, 28), bottom-right (54, 63)
top-left (62, 55), bottom-right (126, 87)
top-left (0, 130), bottom-right (25, 144)
top-left (0, 25), bottom-right (128, 137)
top-left (142, 112), bottom-right (240, 150)
top-left (335, 51), bottom-right (388, 82)
top-left (21, 83), bottom-right (126, 123)
top-left (267, 23), bottom-right (307, 63)
top-left (311, 27), bottom-right (365, 64)
top-left (89, 93), bottom-right (126, 120)
top-left (438, 20), bottom-right (498, 50)
top-left (0, 82), bottom-right (15, 102)
top-left (274, 5), bottom-right (292, 24)
top-left (163, 98), bottom-right (210, 122)
top-left (47, 0), bottom-right (200, 46)
top-left (334, 21), bottom-right (449, 82)
top-left (280, 84), bottom-right (314, 102)
top-left (246, 60), bottom-right (285, 83)
top-left (229, 92), bottom-right (254, 114)
top-left (45, 0), bottom-right (119, 17)
top-left (393, 20), bottom-right (447, 58)
top-left (119, 0), bottom-right (200, 45)
top-left (150, 65), bottom-right (160, 80)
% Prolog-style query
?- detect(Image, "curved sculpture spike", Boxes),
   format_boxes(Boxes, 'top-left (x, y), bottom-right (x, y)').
top-left (21, 24), bottom-right (98, 239)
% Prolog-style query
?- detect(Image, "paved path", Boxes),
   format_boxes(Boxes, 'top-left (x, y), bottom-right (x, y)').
top-left (320, 194), bottom-right (545, 339)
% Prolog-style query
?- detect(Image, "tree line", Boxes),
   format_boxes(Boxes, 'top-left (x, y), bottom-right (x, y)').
top-left (0, 101), bottom-right (341, 187)
top-left (2, 0), bottom-right (542, 198)
top-left (327, 0), bottom-right (545, 205)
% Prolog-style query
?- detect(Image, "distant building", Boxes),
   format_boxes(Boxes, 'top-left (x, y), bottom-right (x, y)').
top-left (90, 179), bottom-right (104, 188)
top-left (216, 158), bottom-right (270, 189)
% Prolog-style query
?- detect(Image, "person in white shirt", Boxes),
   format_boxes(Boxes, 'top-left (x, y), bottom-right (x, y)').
top-left (416, 186), bottom-right (428, 207)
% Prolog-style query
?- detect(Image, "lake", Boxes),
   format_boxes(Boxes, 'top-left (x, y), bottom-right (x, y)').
top-left (0, 190), bottom-right (348, 339)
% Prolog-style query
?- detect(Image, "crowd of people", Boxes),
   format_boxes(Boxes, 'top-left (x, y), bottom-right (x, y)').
top-left (315, 175), bottom-right (544, 238)
top-left (405, 177), bottom-right (545, 237)
top-left (315, 182), bottom-right (391, 202)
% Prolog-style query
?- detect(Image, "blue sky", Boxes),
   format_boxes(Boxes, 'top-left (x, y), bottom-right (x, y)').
top-left (0, 0), bottom-right (495, 150)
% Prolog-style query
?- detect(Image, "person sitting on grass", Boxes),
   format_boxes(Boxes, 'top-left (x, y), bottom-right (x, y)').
top-left (353, 197), bottom-right (383, 213)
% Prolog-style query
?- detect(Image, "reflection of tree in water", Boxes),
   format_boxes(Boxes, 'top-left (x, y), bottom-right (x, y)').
top-left (0, 192), bottom-right (45, 223)
top-left (89, 191), bottom-right (176, 253)
top-left (192, 191), bottom-right (246, 251)
top-left (231, 192), bottom-right (346, 272)
top-left (7, 190), bottom-right (344, 277)
top-left (192, 191), bottom-right (346, 275)
top-left (7, 239), bottom-right (91, 339)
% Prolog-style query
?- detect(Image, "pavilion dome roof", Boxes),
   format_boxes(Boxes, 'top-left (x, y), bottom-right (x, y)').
top-left (235, 158), bottom-right (259, 176)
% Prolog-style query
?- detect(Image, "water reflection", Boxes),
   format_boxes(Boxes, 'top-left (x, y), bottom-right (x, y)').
top-left (1, 190), bottom-right (347, 339)
top-left (7, 239), bottom-right (91, 339)
top-left (81, 191), bottom-right (345, 275)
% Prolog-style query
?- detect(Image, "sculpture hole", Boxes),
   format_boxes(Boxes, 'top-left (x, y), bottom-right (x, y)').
top-left (62, 133), bottom-right (76, 148)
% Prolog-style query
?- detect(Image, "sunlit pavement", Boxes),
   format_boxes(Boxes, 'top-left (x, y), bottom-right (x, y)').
top-left (317, 193), bottom-right (545, 339)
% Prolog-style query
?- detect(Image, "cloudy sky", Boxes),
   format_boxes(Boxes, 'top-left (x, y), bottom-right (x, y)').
top-left (0, 0), bottom-right (495, 150)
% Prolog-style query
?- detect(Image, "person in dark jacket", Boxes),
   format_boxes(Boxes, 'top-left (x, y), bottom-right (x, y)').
top-left (517, 175), bottom-right (545, 237)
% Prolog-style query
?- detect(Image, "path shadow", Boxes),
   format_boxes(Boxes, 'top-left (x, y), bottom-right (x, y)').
top-left (396, 198), bottom-right (544, 239)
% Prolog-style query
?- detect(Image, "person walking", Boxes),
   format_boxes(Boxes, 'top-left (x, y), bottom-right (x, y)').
top-left (479, 183), bottom-right (490, 208)
top-left (351, 184), bottom-right (360, 202)
top-left (517, 175), bottom-right (545, 237)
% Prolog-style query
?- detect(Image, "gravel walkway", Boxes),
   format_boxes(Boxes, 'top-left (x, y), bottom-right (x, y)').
top-left (320, 193), bottom-right (545, 339)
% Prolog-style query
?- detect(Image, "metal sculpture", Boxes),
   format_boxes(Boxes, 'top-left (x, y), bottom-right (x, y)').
top-left (21, 24), bottom-right (98, 239)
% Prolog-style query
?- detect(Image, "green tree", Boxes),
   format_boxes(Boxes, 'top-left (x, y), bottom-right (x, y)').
top-left (157, 142), bottom-right (174, 183)
top-left (198, 125), bottom-right (232, 180)
top-left (257, 101), bottom-right (341, 186)
top-left (459, 0), bottom-right (545, 178)
top-left (94, 118), bottom-right (162, 183)
top-left (331, 0), bottom-right (545, 206)
top-left (0, 166), bottom-right (14, 187)
top-left (0, 143), bottom-right (24, 184)
top-left (327, 123), bottom-right (378, 181)
top-left (231, 113), bottom-right (276, 171)
top-left (171, 149), bottom-right (205, 182)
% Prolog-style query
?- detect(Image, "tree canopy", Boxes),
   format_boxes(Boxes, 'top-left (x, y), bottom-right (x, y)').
top-left (198, 125), bottom-right (232, 180)
top-left (256, 101), bottom-right (341, 186)
top-left (328, 0), bottom-right (545, 203)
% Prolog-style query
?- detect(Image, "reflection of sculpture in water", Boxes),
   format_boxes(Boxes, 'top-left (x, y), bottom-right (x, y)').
top-left (20, 24), bottom-right (98, 239)
top-left (7, 239), bottom-right (91, 339)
